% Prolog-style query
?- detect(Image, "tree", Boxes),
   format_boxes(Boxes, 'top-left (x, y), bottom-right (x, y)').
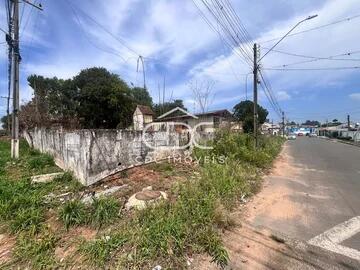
top-left (73, 67), bottom-right (135, 129)
top-left (26, 67), bottom-right (137, 129)
top-left (27, 75), bottom-right (78, 124)
top-left (153, 99), bottom-right (187, 117)
top-left (1, 115), bottom-right (10, 130)
top-left (130, 87), bottom-right (153, 107)
top-left (233, 100), bottom-right (268, 133)
top-left (302, 120), bottom-right (321, 127)
top-left (189, 79), bottom-right (215, 113)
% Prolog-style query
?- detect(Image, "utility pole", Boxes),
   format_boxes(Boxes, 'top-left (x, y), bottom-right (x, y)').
top-left (6, 6), bottom-right (13, 136)
top-left (282, 111), bottom-right (285, 137)
top-left (11, 0), bottom-right (20, 159)
top-left (347, 114), bottom-right (350, 130)
top-left (253, 43), bottom-right (259, 148)
top-left (8, 0), bottom-right (42, 158)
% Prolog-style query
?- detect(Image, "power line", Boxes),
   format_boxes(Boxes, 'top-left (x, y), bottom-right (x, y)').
top-left (264, 66), bottom-right (360, 71)
top-left (66, 1), bottom-right (139, 57)
top-left (258, 70), bottom-right (283, 118)
top-left (194, 0), bottom-right (254, 67)
top-left (191, 0), bottom-right (252, 67)
top-left (259, 14), bottom-right (360, 44)
top-left (262, 47), bottom-right (360, 60)
top-left (266, 50), bottom-right (360, 68)
top-left (66, 0), bottom-right (127, 62)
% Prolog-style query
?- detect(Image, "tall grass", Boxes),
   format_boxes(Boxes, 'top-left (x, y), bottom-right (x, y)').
top-left (79, 133), bottom-right (284, 268)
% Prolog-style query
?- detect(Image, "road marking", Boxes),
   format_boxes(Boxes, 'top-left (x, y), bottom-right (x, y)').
top-left (308, 216), bottom-right (360, 261)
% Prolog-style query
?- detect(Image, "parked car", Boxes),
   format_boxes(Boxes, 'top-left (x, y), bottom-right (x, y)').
top-left (298, 133), bottom-right (304, 136)
top-left (309, 133), bottom-right (318, 137)
top-left (288, 134), bottom-right (297, 140)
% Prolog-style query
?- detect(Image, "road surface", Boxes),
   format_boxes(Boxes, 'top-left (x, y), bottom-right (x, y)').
top-left (192, 137), bottom-right (360, 269)
top-left (250, 136), bottom-right (360, 260)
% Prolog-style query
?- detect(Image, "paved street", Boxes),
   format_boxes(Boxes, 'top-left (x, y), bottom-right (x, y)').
top-left (249, 137), bottom-right (360, 261)
top-left (192, 137), bottom-right (360, 269)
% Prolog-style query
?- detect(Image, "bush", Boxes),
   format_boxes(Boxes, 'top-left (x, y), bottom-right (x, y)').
top-left (14, 230), bottom-right (58, 269)
top-left (80, 233), bottom-right (128, 267)
top-left (90, 197), bottom-right (120, 228)
top-left (10, 207), bottom-right (44, 234)
top-left (59, 200), bottom-right (86, 230)
top-left (27, 154), bottom-right (55, 169)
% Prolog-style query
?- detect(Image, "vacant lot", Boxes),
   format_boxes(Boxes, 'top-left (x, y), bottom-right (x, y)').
top-left (0, 133), bottom-right (283, 269)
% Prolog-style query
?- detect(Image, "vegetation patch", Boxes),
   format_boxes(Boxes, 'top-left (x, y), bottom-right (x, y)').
top-left (59, 200), bottom-right (87, 231)
top-left (0, 133), bottom-right (284, 269)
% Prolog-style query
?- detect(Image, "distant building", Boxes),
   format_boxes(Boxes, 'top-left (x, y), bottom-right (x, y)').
top-left (155, 107), bottom-right (234, 133)
top-left (261, 122), bottom-right (281, 135)
top-left (133, 105), bottom-right (154, 131)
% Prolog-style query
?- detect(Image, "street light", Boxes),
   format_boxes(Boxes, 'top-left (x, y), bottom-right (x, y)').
top-left (252, 14), bottom-right (318, 148)
top-left (259, 15), bottom-right (318, 62)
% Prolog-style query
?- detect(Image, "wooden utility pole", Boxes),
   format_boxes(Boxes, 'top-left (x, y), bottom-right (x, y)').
top-left (253, 43), bottom-right (259, 148)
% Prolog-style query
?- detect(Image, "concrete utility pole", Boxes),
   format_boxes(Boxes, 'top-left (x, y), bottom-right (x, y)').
top-left (253, 43), bottom-right (259, 148)
top-left (8, 0), bottom-right (42, 158)
top-left (282, 111), bottom-right (285, 137)
top-left (11, 0), bottom-right (20, 159)
top-left (6, 15), bottom-right (12, 136)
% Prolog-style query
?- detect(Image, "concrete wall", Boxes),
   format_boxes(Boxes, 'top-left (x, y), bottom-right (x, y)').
top-left (25, 128), bottom-right (181, 186)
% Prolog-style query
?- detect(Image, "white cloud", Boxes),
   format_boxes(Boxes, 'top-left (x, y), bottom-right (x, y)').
top-left (277, 90), bottom-right (291, 101)
top-left (349, 93), bottom-right (360, 101)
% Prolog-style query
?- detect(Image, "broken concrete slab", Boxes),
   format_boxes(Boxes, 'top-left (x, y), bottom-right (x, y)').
top-left (31, 172), bottom-right (64, 184)
top-left (125, 188), bottom-right (167, 210)
top-left (81, 184), bottom-right (129, 204)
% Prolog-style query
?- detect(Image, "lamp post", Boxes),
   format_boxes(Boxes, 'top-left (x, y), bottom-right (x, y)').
top-left (253, 14), bottom-right (318, 148)
top-left (259, 15), bottom-right (318, 62)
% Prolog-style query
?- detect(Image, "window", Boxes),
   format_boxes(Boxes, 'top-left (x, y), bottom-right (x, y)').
top-left (213, 117), bottom-right (220, 128)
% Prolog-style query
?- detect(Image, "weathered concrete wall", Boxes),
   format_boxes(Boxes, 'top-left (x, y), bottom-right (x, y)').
top-left (25, 128), bottom-right (181, 186)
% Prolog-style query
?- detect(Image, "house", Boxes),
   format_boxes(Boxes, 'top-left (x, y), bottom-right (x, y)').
top-left (261, 122), bottom-right (281, 135)
top-left (133, 105), bottom-right (154, 131)
top-left (155, 107), bottom-right (234, 133)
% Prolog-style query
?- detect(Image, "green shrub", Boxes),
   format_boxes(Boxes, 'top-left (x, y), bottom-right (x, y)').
top-left (10, 207), bottom-right (44, 234)
top-left (90, 197), bottom-right (120, 228)
top-left (80, 233), bottom-right (128, 267)
top-left (59, 200), bottom-right (87, 230)
top-left (54, 172), bottom-right (83, 192)
top-left (27, 154), bottom-right (55, 169)
top-left (14, 230), bottom-right (58, 269)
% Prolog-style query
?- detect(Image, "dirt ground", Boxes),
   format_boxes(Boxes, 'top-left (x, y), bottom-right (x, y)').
top-left (0, 160), bottom-right (198, 266)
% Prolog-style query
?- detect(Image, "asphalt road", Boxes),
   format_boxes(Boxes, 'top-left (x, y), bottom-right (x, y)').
top-left (250, 136), bottom-right (360, 261)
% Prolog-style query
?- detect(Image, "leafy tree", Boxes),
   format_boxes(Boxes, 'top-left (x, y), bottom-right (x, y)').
top-left (73, 67), bottom-right (135, 128)
top-left (130, 87), bottom-right (153, 107)
top-left (153, 99), bottom-right (187, 117)
top-left (1, 115), bottom-right (10, 130)
top-left (233, 100), bottom-right (268, 133)
top-left (301, 120), bottom-right (321, 126)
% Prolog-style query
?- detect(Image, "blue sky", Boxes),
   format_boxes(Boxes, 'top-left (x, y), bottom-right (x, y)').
top-left (1, 0), bottom-right (360, 124)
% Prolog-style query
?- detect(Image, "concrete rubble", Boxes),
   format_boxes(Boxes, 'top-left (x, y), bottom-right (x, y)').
top-left (81, 184), bottom-right (129, 204)
top-left (31, 172), bottom-right (64, 183)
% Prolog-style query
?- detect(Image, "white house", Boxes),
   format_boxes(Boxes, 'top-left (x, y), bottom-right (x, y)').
top-left (133, 105), bottom-right (154, 131)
